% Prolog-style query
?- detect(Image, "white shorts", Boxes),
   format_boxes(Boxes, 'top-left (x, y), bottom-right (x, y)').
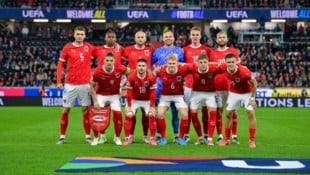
top-left (216, 90), bottom-right (228, 108)
top-left (62, 84), bottom-right (91, 108)
top-left (158, 95), bottom-right (188, 108)
top-left (97, 94), bottom-right (121, 111)
top-left (190, 91), bottom-right (217, 110)
top-left (183, 86), bottom-right (192, 105)
top-left (129, 100), bottom-right (151, 115)
top-left (226, 92), bottom-right (253, 111)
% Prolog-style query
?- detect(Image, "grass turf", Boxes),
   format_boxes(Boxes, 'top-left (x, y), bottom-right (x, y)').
top-left (0, 107), bottom-right (309, 175)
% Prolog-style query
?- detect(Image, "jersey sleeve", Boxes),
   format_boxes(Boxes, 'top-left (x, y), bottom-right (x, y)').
top-left (59, 45), bottom-right (68, 62)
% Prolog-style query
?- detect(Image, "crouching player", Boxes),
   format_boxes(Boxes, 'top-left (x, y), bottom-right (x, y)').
top-left (123, 58), bottom-right (158, 146)
top-left (155, 54), bottom-right (191, 146)
top-left (189, 54), bottom-right (222, 145)
top-left (218, 53), bottom-right (257, 148)
top-left (89, 52), bottom-right (130, 146)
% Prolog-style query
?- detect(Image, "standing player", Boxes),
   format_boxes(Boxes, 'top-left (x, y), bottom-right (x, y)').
top-left (189, 54), bottom-right (222, 145)
top-left (89, 52), bottom-right (130, 146)
top-left (56, 26), bottom-right (95, 144)
top-left (218, 53), bottom-right (257, 148)
top-left (95, 30), bottom-right (125, 65)
top-left (210, 31), bottom-right (240, 144)
top-left (155, 55), bottom-right (190, 146)
top-left (123, 58), bottom-right (157, 146)
top-left (183, 26), bottom-right (212, 142)
top-left (152, 30), bottom-right (184, 141)
top-left (123, 31), bottom-right (154, 143)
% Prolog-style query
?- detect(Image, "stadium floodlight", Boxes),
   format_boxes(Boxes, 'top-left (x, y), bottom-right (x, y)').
top-left (56, 19), bottom-right (71, 23)
top-left (271, 19), bottom-right (286, 23)
top-left (33, 19), bottom-right (49, 23)
top-left (241, 19), bottom-right (257, 23)
top-left (212, 19), bottom-right (228, 23)
top-left (91, 19), bottom-right (106, 23)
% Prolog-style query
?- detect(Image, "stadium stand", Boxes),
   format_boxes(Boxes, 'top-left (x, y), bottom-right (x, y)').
top-left (0, 1), bottom-right (309, 88)
top-left (0, 21), bottom-right (309, 88)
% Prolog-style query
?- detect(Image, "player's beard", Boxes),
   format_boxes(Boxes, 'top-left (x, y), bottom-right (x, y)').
top-left (218, 43), bottom-right (226, 48)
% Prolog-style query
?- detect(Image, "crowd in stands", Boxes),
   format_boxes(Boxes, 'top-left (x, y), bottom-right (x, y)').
top-left (0, 0), bottom-right (309, 9)
top-left (0, 22), bottom-right (309, 88)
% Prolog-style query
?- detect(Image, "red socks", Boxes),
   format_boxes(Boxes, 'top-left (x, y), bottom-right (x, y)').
top-left (232, 113), bottom-right (238, 135)
top-left (202, 107), bottom-right (208, 136)
top-left (179, 118), bottom-right (189, 139)
top-left (216, 111), bottom-right (223, 135)
top-left (157, 118), bottom-right (166, 138)
top-left (124, 116), bottom-right (133, 138)
top-left (148, 115), bottom-right (156, 137)
top-left (207, 110), bottom-right (216, 138)
top-left (83, 113), bottom-right (91, 135)
top-left (190, 112), bottom-right (202, 137)
top-left (113, 111), bottom-right (122, 137)
top-left (60, 113), bottom-right (68, 135)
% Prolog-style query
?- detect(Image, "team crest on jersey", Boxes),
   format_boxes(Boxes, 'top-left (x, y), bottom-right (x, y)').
top-left (110, 80), bottom-right (114, 85)
top-left (84, 46), bottom-right (89, 52)
top-left (234, 78), bottom-right (240, 83)
top-left (115, 73), bottom-right (121, 78)
top-left (144, 50), bottom-right (149, 56)
top-left (176, 76), bottom-right (182, 82)
top-left (201, 50), bottom-right (206, 55)
top-left (208, 73), bottom-right (213, 78)
top-left (144, 81), bottom-right (149, 87)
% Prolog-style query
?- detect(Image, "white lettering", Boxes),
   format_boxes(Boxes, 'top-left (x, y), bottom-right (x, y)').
top-left (0, 91), bottom-right (4, 96)
top-left (222, 160), bottom-right (305, 169)
top-left (270, 10), bottom-right (298, 18)
top-left (66, 10), bottom-right (94, 19)
top-left (127, 11), bottom-right (149, 19)
top-left (22, 10), bottom-right (44, 18)
top-left (42, 97), bottom-right (63, 106)
top-left (177, 11), bottom-right (193, 19)
top-left (298, 98), bottom-right (310, 107)
top-left (226, 10), bottom-right (248, 18)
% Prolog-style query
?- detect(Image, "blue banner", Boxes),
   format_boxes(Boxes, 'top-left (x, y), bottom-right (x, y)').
top-left (0, 8), bottom-right (309, 20)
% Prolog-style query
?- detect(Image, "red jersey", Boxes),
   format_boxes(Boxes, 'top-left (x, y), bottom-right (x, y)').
top-left (92, 65), bottom-right (127, 95)
top-left (209, 47), bottom-right (240, 65)
top-left (59, 42), bottom-right (95, 85)
top-left (183, 44), bottom-right (212, 88)
top-left (223, 64), bottom-right (253, 94)
top-left (123, 45), bottom-right (154, 69)
top-left (126, 71), bottom-right (157, 100)
top-left (156, 64), bottom-right (191, 95)
top-left (210, 47), bottom-right (240, 91)
top-left (94, 45), bottom-right (124, 66)
top-left (191, 64), bottom-right (222, 92)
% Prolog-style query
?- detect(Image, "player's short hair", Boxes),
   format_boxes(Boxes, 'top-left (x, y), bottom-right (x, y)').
top-left (137, 58), bottom-right (147, 63)
top-left (105, 52), bottom-right (115, 58)
top-left (191, 26), bottom-right (201, 32)
top-left (225, 53), bottom-right (236, 60)
top-left (135, 30), bottom-right (146, 38)
top-left (167, 54), bottom-right (177, 62)
top-left (74, 26), bottom-right (86, 32)
top-left (197, 54), bottom-right (209, 61)
top-left (105, 30), bottom-right (116, 37)
top-left (163, 30), bottom-right (173, 35)
top-left (216, 31), bottom-right (227, 38)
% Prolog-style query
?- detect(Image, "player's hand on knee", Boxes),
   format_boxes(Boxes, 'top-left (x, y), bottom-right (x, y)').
top-left (247, 98), bottom-right (257, 109)
top-left (149, 107), bottom-right (156, 116)
top-left (125, 107), bottom-right (133, 116)
top-left (93, 101), bottom-right (100, 110)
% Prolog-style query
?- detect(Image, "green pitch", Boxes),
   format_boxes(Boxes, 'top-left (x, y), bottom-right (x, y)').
top-left (0, 107), bottom-right (309, 175)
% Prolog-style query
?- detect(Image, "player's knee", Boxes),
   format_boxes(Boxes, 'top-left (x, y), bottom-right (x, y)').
top-left (126, 111), bottom-right (134, 117)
